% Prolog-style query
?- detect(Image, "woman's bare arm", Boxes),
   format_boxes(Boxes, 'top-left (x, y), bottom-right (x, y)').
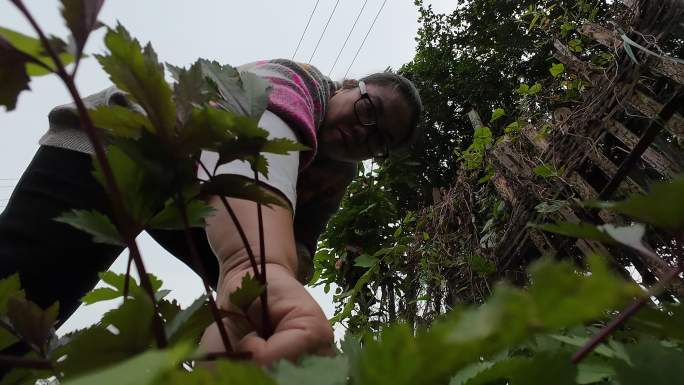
top-left (199, 192), bottom-right (334, 365)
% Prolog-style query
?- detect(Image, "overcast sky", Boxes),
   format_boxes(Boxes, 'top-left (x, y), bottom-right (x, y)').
top-left (0, 0), bottom-right (455, 337)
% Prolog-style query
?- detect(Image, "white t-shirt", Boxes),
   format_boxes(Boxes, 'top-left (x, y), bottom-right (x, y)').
top-left (197, 110), bottom-right (300, 211)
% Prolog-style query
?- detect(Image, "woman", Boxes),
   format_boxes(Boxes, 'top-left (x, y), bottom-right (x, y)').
top-left (0, 59), bottom-right (422, 365)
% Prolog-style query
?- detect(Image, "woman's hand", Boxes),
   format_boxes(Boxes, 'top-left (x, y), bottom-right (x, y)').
top-left (199, 263), bottom-right (335, 366)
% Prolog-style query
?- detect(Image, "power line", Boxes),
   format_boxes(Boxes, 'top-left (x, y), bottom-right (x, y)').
top-left (328, 0), bottom-right (369, 77)
top-left (292, 0), bottom-right (321, 60)
top-left (308, 0), bottom-right (342, 64)
top-left (344, 0), bottom-right (388, 79)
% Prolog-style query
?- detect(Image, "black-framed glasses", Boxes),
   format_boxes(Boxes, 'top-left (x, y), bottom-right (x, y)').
top-left (354, 81), bottom-right (389, 158)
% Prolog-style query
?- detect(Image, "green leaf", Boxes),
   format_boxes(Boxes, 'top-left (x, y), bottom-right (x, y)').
top-left (81, 287), bottom-right (121, 305)
top-left (516, 83), bottom-right (530, 95)
top-left (273, 355), bottom-right (348, 385)
top-left (0, 36), bottom-right (32, 111)
top-left (504, 121), bottom-right (521, 134)
top-left (354, 254), bottom-right (378, 268)
top-left (60, 343), bottom-right (193, 385)
top-left (0, 274), bottom-right (24, 314)
top-left (165, 295), bottom-right (212, 344)
top-left (229, 273), bottom-right (265, 311)
top-left (59, 0), bottom-right (104, 57)
top-left (576, 362), bottom-right (615, 384)
top-left (262, 137), bottom-right (310, 154)
top-left (462, 353), bottom-right (576, 385)
top-left (96, 24), bottom-right (176, 134)
top-left (472, 126), bottom-right (493, 148)
top-left (168, 60), bottom-right (215, 123)
top-left (100, 297), bottom-right (155, 350)
top-left (0, 26), bottom-right (75, 77)
top-left (534, 199), bottom-right (568, 213)
top-left (489, 108), bottom-right (506, 123)
top-left (533, 163), bottom-right (558, 178)
top-left (528, 83), bottom-right (542, 94)
top-left (201, 174), bottom-right (288, 208)
top-left (99, 271), bottom-right (163, 298)
top-left (0, 326), bottom-right (18, 352)
top-left (92, 145), bottom-right (161, 224)
top-left (55, 209), bottom-right (124, 246)
top-left (549, 334), bottom-right (617, 358)
top-left (147, 199), bottom-right (215, 230)
top-left (549, 63), bottom-right (565, 77)
top-left (161, 360), bottom-right (275, 385)
top-left (530, 222), bottom-right (614, 243)
top-left (629, 303), bottom-right (684, 341)
top-left (623, 39), bottom-right (640, 65)
top-left (6, 298), bottom-right (58, 351)
top-left (89, 105), bottom-right (154, 139)
top-left (614, 338), bottom-right (684, 385)
top-left (592, 177), bottom-right (684, 232)
top-left (465, 255), bottom-right (495, 275)
top-left (199, 59), bottom-right (271, 119)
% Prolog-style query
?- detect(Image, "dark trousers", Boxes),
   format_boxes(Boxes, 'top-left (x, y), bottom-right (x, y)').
top-left (0, 146), bottom-right (219, 327)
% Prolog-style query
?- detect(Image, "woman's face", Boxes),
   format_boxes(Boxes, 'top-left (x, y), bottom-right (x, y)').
top-left (318, 82), bottom-right (413, 163)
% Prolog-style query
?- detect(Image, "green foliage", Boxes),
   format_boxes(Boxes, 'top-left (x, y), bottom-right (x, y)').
top-left (273, 356), bottom-right (348, 385)
top-left (59, 0), bottom-right (104, 58)
top-left (55, 209), bottom-right (124, 246)
top-left (550, 62), bottom-right (565, 77)
top-left (229, 273), bottom-right (265, 311)
top-left (95, 23), bottom-right (176, 134)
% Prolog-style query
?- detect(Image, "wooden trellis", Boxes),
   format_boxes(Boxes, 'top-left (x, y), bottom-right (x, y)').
top-left (480, 0), bottom-right (684, 295)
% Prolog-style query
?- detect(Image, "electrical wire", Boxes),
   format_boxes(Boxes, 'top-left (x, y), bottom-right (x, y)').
top-left (344, 0), bottom-right (388, 79)
top-left (308, 0), bottom-right (341, 64)
top-left (292, 0), bottom-right (321, 60)
top-left (328, 0), bottom-right (369, 77)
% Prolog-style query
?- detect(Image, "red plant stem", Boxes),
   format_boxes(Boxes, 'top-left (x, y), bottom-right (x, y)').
top-left (197, 160), bottom-right (272, 338)
top-left (122, 253), bottom-right (133, 300)
top-left (254, 171), bottom-right (273, 338)
top-left (572, 263), bottom-right (683, 363)
top-left (11, 0), bottom-right (167, 348)
top-left (0, 355), bottom-right (52, 370)
top-left (174, 192), bottom-right (233, 352)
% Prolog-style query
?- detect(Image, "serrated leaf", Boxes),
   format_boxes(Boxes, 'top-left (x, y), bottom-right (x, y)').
top-left (199, 59), bottom-right (271, 119)
top-left (165, 295), bottom-right (212, 344)
top-left (60, 343), bottom-right (193, 385)
top-left (229, 273), bottom-right (265, 311)
top-left (89, 105), bottom-right (153, 139)
top-left (100, 297), bottom-right (154, 350)
top-left (629, 303), bottom-right (684, 341)
top-left (99, 271), bottom-right (163, 298)
top-left (614, 338), bottom-right (684, 385)
top-left (0, 36), bottom-right (32, 111)
top-left (576, 362), bottom-right (615, 384)
top-left (6, 298), bottom-right (58, 351)
top-left (549, 63), bottom-right (565, 77)
top-left (81, 287), bottom-right (121, 305)
top-left (96, 24), bottom-right (175, 134)
top-left (462, 353), bottom-right (576, 385)
top-left (161, 360), bottom-right (274, 385)
top-left (55, 209), bottom-right (124, 246)
top-left (0, 274), bottom-right (24, 314)
top-left (169, 60), bottom-right (215, 123)
top-left (472, 126), bottom-right (492, 148)
top-left (530, 222), bottom-right (614, 243)
top-left (273, 355), bottom-right (348, 385)
top-left (147, 199), bottom-right (215, 230)
top-left (201, 174), bottom-right (288, 208)
top-left (489, 108), bottom-right (506, 123)
top-left (262, 137), bottom-right (310, 154)
top-left (528, 83), bottom-right (542, 94)
top-left (59, 0), bottom-right (104, 58)
top-left (533, 163), bottom-right (557, 178)
top-left (0, 26), bottom-right (75, 77)
top-left (92, 145), bottom-right (161, 224)
top-left (534, 199), bottom-right (568, 213)
top-left (593, 177), bottom-right (684, 232)
top-left (354, 254), bottom-right (378, 268)
top-left (516, 83), bottom-right (530, 94)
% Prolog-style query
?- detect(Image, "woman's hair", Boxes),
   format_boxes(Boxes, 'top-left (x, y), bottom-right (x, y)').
top-left (343, 72), bottom-right (423, 151)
